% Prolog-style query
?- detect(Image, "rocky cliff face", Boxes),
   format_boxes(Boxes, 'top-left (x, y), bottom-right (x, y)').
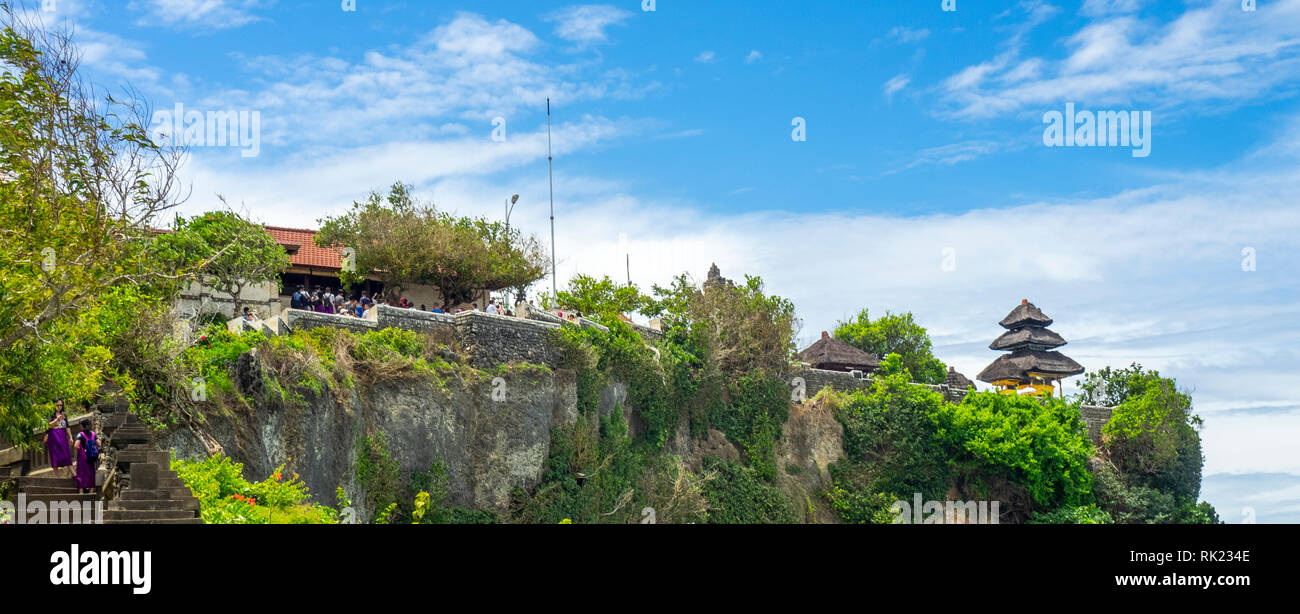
top-left (161, 352), bottom-right (846, 522)
top-left (775, 396), bottom-right (845, 523)
top-left (161, 360), bottom-right (579, 518)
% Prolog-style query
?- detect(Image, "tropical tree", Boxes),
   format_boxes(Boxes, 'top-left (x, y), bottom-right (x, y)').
top-left (0, 6), bottom-right (195, 443)
top-left (1079, 364), bottom-right (1215, 523)
top-left (0, 5), bottom-right (189, 353)
top-left (555, 274), bottom-right (648, 318)
top-left (832, 309), bottom-right (947, 384)
top-left (314, 183), bottom-right (548, 306)
top-left (644, 270), bottom-right (798, 379)
top-left (154, 209), bottom-right (290, 315)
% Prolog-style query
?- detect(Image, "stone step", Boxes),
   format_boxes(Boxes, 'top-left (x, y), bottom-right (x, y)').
top-left (15, 476), bottom-right (78, 488)
top-left (115, 451), bottom-right (148, 464)
top-left (110, 431), bottom-right (153, 441)
top-left (103, 509), bottom-right (198, 521)
top-left (22, 485), bottom-right (87, 495)
top-left (109, 498), bottom-right (199, 512)
top-left (19, 492), bottom-right (100, 504)
top-left (103, 517), bottom-right (203, 525)
top-left (120, 488), bottom-right (193, 500)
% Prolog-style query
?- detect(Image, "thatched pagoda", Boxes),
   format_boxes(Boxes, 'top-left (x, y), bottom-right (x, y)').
top-left (976, 299), bottom-right (1083, 397)
top-left (798, 331), bottom-right (880, 373)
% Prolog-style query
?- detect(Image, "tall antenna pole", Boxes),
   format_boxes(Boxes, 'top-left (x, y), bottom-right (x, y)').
top-left (547, 97), bottom-right (557, 301)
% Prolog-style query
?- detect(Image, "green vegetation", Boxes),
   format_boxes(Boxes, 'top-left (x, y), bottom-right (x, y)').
top-left (1081, 364), bottom-right (1217, 524)
top-left (554, 274), bottom-right (650, 319)
top-left (153, 210), bottom-right (290, 312)
top-left (933, 392), bottom-right (1095, 510)
top-left (355, 432), bottom-right (401, 522)
top-left (833, 309), bottom-right (947, 384)
top-left (171, 454), bottom-right (339, 524)
top-left (701, 458), bottom-right (797, 524)
top-left (314, 182), bottom-right (548, 304)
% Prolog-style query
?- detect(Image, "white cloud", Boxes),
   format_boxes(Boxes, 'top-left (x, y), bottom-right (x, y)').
top-left (545, 4), bottom-right (633, 44)
top-left (129, 0), bottom-right (271, 31)
top-left (1081, 0), bottom-right (1145, 16)
top-left (883, 74), bottom-right (910, 101)
top-left (941, 0), bottom-right (1300, 119)
top-left (745, 50), bottom-right (762, 64)
top-left (146, 13), bottom-right (657, 151)
top-left (887, 139), bottom-right (1009, 173)
top-left (694, 50), bottom-right (716, 63)
top-left (887, 26), bottom-right (931, 43)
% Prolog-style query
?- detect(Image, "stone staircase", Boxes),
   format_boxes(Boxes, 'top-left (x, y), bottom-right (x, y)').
top-left (101, 413), bottom-right (203, 525)
top-left (2, 400), bottom-right (203, 524)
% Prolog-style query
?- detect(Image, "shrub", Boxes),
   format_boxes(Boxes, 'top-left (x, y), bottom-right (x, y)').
top-left (701, 458), bottom-right (797, 524)
top-left (933, 392), bottom-right (1094, 510)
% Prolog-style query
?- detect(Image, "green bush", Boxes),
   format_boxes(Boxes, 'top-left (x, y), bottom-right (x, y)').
top-left (831, 372), bottom-right (950, 502)
top-left (933, 392), bottom-right (1094, 509)
top-left (171, 454), bottom-right (335, 524)
top-left (355, 431), bottom-right (401, 521)
top-left (1027, 504), bottom-right (1114, 524)
top-left (701, 458), bottom-right (797, 524)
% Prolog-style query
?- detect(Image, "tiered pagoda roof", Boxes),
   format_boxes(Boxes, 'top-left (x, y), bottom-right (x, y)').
top-left (977, 299), bottom-right (1083, 389)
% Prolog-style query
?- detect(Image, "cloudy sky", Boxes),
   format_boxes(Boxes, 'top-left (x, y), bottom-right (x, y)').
top-left (29, 0), bottom-right (1300, 521)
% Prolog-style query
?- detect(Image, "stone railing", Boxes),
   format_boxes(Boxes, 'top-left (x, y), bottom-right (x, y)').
top-left (794, 367), bottom-right (970, 404)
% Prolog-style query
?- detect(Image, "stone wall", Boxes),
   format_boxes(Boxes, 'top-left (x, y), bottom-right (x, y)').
top-left (795, 367), bottom-right (968, 404)
top-left (1080, 405), bottom-right (1114, 445)
top-left (798, 367), bottom-right (872, 397)
top-left (452, 310), bottom-right (560, 369)
top-left (284, 309), bottom-right (378, 334)
top-left (374, 304), bottom-right (456, 334)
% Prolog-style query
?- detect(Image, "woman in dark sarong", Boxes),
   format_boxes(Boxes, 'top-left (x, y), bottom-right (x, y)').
top-left (44, 400), bottom-right (73, 476)
top-left (73, 419), bottom-right (98, 494)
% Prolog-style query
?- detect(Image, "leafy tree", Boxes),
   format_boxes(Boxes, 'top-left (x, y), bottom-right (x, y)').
top-left (1080, 364), bottom-right (1215, 523)
top-left (644, 271), bottom-right (798, 379)
top-left (932, 392), bottom-right (1095, 512)
top-left (315, 183), bottom-right (548, 306)
top-left (0, 8), bottom-right (188, 353)
top-left (555, 274), bottom-right (648, 318)
top-left (0, 8), bottom-right (195, 443)
top-left (829, 372), bottom-right (951, 515)
top-left (154, 210), bottom-right (289, 315)
top-left (832, 309), bottom-right (947, 384)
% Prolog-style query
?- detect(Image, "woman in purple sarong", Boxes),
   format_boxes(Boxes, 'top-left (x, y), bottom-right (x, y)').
top-left (44, 400), bottom-right (73, 477)
top-left (72, 419), bottom-right (98, 494)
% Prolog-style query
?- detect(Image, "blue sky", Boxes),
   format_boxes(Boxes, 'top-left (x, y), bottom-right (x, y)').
top-left (29, 0), bottom-right (1300, 521)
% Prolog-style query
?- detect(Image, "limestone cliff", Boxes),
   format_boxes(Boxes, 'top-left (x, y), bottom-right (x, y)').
top-left (161, 359), bottom-right (579, 519)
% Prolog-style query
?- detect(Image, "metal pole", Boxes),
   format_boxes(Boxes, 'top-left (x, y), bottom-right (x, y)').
top-left (547, 97), bottom-right (557, 301)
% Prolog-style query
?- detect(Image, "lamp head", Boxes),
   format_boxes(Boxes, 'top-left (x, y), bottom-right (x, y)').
top-left (511, 194), bottom-right (519, 205)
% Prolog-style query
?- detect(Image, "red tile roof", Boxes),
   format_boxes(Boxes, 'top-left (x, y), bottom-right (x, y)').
top-left (265, 226), bottom-right (343, 270)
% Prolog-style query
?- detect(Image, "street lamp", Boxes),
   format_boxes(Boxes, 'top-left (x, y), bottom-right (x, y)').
top-left (505, 193), bottom-right (519, 229)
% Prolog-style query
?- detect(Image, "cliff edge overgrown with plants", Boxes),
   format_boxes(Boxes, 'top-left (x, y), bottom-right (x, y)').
top-left (160, 269), bottom-right (1217, 524)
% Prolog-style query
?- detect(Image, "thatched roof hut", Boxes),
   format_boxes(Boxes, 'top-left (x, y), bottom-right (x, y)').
top-left (798, 331), bottom-right (880, 372)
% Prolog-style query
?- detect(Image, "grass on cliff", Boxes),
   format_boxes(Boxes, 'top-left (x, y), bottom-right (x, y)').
top-left (184, 324), bottom-right (478, 414)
